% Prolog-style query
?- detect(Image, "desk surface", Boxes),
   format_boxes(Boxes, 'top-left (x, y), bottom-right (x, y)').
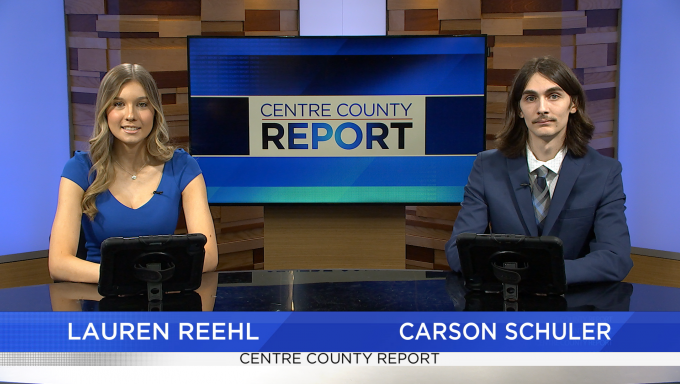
top-left (0, 270), bottom-right (679, 312)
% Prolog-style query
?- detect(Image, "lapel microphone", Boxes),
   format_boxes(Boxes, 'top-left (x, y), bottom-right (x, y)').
top-left (153, 191), bottom-right (164, 195)
top-left (520, 183), bottom-right (530, 187)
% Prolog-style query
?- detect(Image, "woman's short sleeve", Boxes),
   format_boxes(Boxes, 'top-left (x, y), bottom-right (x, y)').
top-left (61, 151), bottom-right (93, 191)
top-left (173, 149), bottom-right (203, 191)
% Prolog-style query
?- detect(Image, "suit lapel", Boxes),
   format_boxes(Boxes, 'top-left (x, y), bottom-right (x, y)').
top-left (507, 156), bottom-right (538, 236)
top-left (542, 151), bottom-right (585, 235)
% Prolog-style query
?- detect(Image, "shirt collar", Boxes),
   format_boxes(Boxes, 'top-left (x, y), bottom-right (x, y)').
top-left (526, 145), bottom-right (566, 175)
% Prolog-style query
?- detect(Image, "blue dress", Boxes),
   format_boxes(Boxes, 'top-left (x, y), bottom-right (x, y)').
top-left (61, 149), bottom-right (202, 263)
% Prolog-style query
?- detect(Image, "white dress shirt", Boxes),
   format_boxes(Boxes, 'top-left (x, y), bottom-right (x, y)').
top-left (526, 145), bottom-right (566, 198)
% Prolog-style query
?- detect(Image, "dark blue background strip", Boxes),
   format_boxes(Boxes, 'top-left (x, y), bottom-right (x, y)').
top-left (195, 156), bottom-right (476, 187)
top-left (189, 36), bottom-right (485, 56)
top-left (188, 36), bottom-right (485, 96)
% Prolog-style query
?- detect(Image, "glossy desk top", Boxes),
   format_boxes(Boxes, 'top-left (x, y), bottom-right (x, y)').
top-left (1, 270), bottom-right (679, 312)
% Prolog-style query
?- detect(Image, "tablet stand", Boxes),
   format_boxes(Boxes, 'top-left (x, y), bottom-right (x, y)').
top-left (132, 254), bottom-right (176, 305)
top-left (491, 260), bottom-right (530, 302)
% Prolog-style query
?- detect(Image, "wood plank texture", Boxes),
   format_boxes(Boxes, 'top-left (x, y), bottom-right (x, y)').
top-left (202, 21), bottom-right (244, 33)
top-left (576, 43), bottom-right (608, 68)
top-left (244, 30), bottom-right (298, 36)
top-left (585, 9), bottom-right (619, 27)
top-left (68, 15), bottom-right (97, 32)
top-left (389, 0), bottom-right (439, 10)
top-left (481, 18), bottom-right (523, 35)
top-left (68, 36), bottom-right (108, 49)
top-left (404, 9), bottom-right (439, 31)
top-left (624, 255), bottom-right (680, 289)
top-left (221, 206), bottom-right (264, 223)
top-left (107, 0), bottom-right (201, 16)
top-left (0, 258), bottom-right (52, 289)
top-left (280, 10), bottom-right (298, 31)
top-left (578, 0), bottom-right (621, 10)
top-left (438, 0), bottom-right (481, 20)
top-left (245, 10), bottom-right (280, 31)
top-left (522, 15), bottom-right (587, 30)
top-left (584, 70), bottom-right (615, 84)
top-left (389, 10), bottom-right (405, 31)
top-left (265, 206), bottom-right (405, 270)
top-left (65, 0), bottom-right (105, 14)
top-left (216, 250), bottom-right (255, 271)
top-left (576, 31), bottom-right (618, 45)
top-left (434, 250), bottom-right (450, 270)
top-left (110, 37), bottom-right (187, 50)
top-left (493, 46), bottom-right (565, 69)
top-left (120, 49), bottom-right (188, 71)
top-left (245, 0), bottom-right (298, 10)
top-left (96, 20), bottom-right (160, 33)
top-left (494, 35), bottom-right (574, 47)
top-left (202, 0), bottom-right (246, 21)
top-left (482, 0), bottom-right (577, 13)
top-left (159, 20), bottom-right (202, 37)
top-left (440, 19), bottom-right (481, 31)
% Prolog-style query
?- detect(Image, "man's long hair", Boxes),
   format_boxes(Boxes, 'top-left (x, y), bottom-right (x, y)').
top-left (495, 56), bottom-right (594, 158)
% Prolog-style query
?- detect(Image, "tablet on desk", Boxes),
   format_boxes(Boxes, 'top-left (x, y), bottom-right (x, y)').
top-left (98, 234), bottom-right (206, 297)
top-left (456, 233), bottom-right (567, 296)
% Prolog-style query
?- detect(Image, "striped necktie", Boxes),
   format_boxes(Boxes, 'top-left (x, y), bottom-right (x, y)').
top-left (532, 165), bottom-right (551, 234)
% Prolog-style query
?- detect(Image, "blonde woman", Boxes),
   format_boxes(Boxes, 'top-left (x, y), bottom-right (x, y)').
top-left (49, 63), bottom-right (218, 283)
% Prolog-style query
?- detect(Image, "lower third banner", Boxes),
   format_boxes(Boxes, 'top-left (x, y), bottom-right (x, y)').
top-left (0, 312), bottom-right (678, 353)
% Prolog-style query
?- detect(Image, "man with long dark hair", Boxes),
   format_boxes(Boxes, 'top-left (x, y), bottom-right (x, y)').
top-left (445, 56), bottom-right (632, 284)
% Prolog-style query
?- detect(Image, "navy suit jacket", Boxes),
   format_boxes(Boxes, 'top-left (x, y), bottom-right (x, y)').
top-left (445, 147), bottom-right (632, 284)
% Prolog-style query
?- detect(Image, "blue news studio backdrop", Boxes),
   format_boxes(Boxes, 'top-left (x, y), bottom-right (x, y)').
top-left (188, 36), bottom-right (487, 204)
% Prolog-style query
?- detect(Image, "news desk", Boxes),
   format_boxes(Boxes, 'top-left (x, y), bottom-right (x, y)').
top-left (0, 270), bottom-right (679, 312)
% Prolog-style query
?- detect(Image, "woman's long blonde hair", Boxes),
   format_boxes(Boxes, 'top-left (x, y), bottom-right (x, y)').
top-left (82, 63), bottom-right (174, 220)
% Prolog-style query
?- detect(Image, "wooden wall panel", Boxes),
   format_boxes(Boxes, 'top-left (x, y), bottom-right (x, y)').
top-left (481, 18), bottom-right (523, 35)
top-left (280, 10), bottom-right (298, 31)
top-left (202, 21), bottom-right (244, 34)
top-left (66, 0), bottom-right (298, 271)
top-left (577, 0), bottom-right (621, 10)
top-left (441, 19), bottom-right (481, 32)
top-left (245, 10), bottom-right (281, 31)
top-left (438, 0), bottom-right (481, 20)
top-left (245, 0), bottom-right (298, 10)
top-left (120, 49), bottom-right (187, 71)
top-left (265, 206), bottom-right (405, 270)
top-left (522, 15), bottom-right (587, 30)
top-left (158, 20), bottom-right (202, 37)
top-left (202, 0), bottom-right (246, 21)
top-left (107, 0), bottom-right (202, 16)
top-left (404, 9), bottom-right (439, 31)
top-left (482, 0), bottom-right (577, 13)
top-left (389, 0), bottom-right (439, 10)
top-left (96, 19), bottom-right (160, 33)
top-left (585, 9), bottom-right (619, 27)
top-left (576, 43), bottom-right (608, 68)
top-left (68, 14), bottom-right (97, 32)
top-left (65, 0), bottom-right (106, 15)
top-left (68, 36), bottom-right (108, 49)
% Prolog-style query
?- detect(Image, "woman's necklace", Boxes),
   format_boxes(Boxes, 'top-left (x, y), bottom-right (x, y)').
top-left (114, 159), bottom-right (147, 180)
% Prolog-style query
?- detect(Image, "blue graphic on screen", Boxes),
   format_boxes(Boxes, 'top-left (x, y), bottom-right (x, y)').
top-left (188, 36), bottom-right (487, 204)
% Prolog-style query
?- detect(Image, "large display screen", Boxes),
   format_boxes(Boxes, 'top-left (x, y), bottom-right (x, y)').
top-left (188, 36), bottom-right (486, 204)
